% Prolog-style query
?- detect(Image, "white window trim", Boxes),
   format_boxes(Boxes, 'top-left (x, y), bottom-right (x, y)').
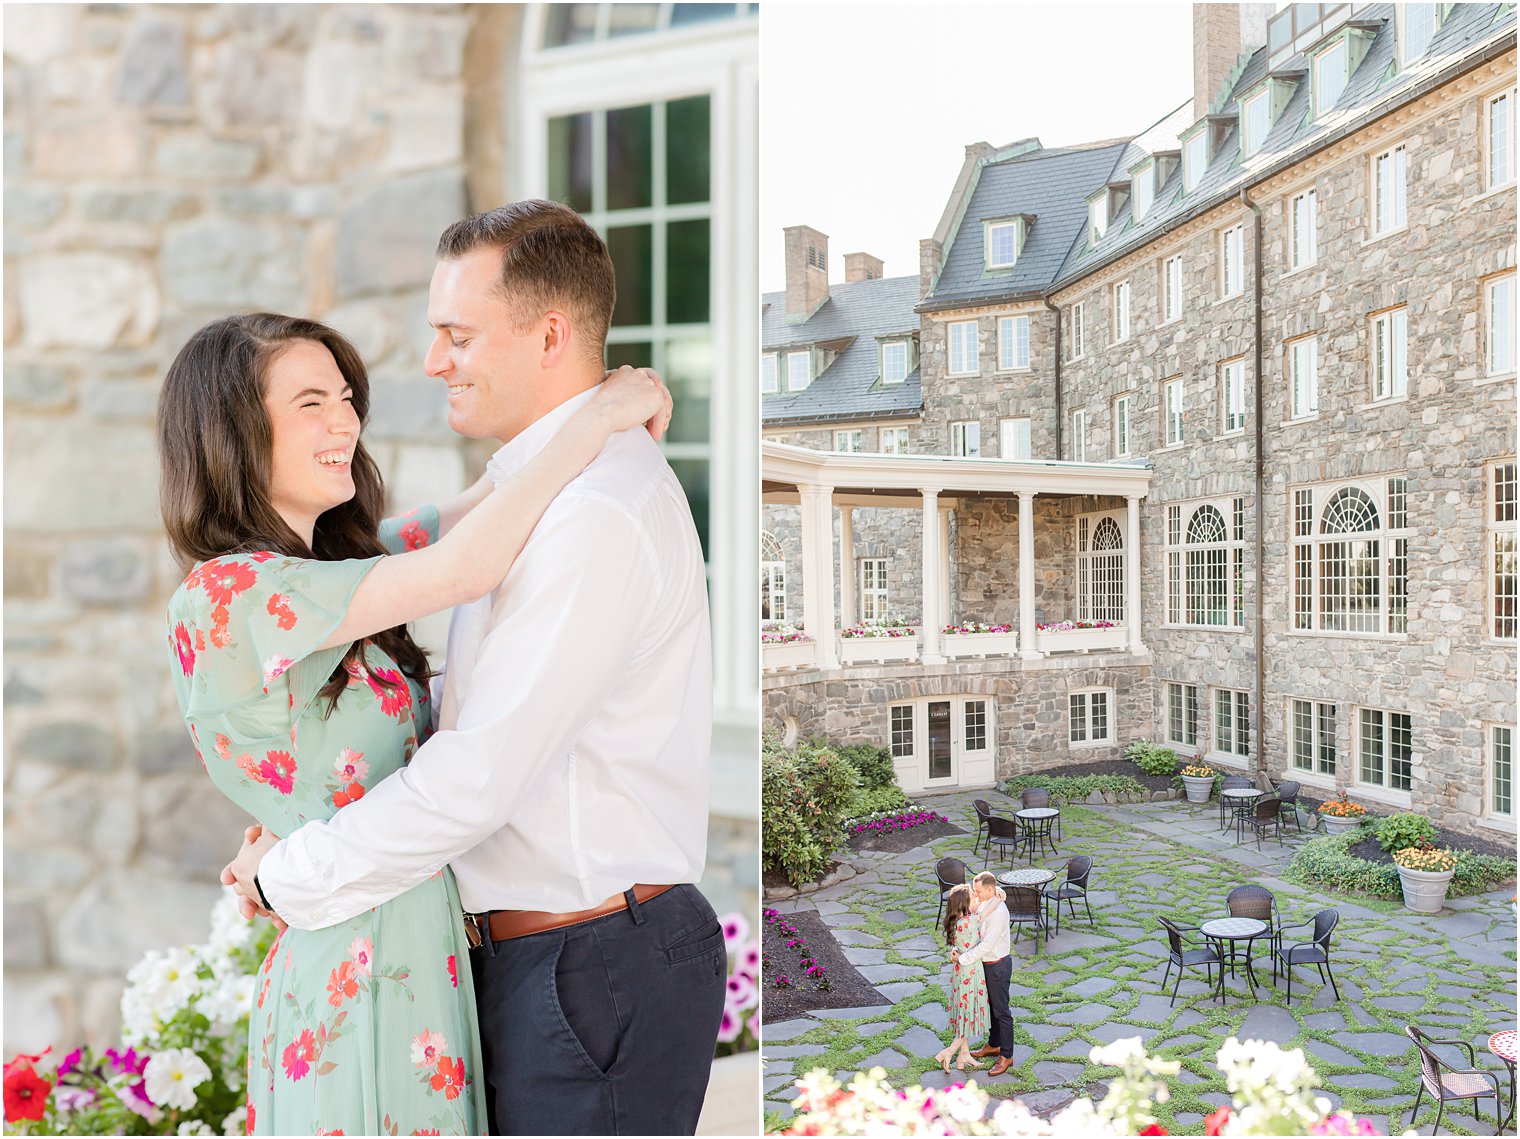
top-left (1352, 705), bottom-right (1415, 805)
top-left (760, 352), bottom-right (779, 394)
top-left (950, 420), bottom-right (981, 458)
top-left (1369, 143), bottom-right (1409, 241)
top-left (1208, 687), bottom-right (1251, 764)
top-left (1071, 408), bottom-right (1087, 462)
top-left (1241, 89), bottom-right (1270, 158)
top-left (947, 320), bottom-right (980, 376)
top-left (1290, 478), bottom-right (1411, 639)
top-left (985, 218), bottom-right (1021, 270)
top-left (1068, 687), bottom-right (1115, 748)
top-left (1220, 357), bottom-right (1247, 436)
top-left (1132, 161), bottom-right (1155, 222)
top-left (1487, 89), bottom-right (1516, 191)
top-left (1399, 3), bottom-right (1439, 68)
top-left (1314, 38), bottom-right (1348, 120)
top-left (1490, 459), bottom-right (1517, 642)
top-left (1288, 189), bottom-right (1318, 273)
top-left (1113, 280), bottom-right (1132, 343)
top-left (1000, 417), bottom-right (1031, 461)
top-left (786, 349), bottom-right (812, 392)
top-left (1220, 225), bottom-right (1245, 299)
top-left (1486, 272), bottom-right (1516, 379)
top-left (1164, 681), bottom-right (1201, 755)
top-left (1070, 301), bottom-right (1087, 361)
top-left (1165, 497), bottom-right (1248, 630)
top-left (834, 429), bottom-right (863, 453)
top-left (1076, 510), bottom-right (1126, 624)
top-left (1369, 306), bottom-right (1409, 403)
top-left (1161, 255), bottom-right (1184, 324)
top-left (880, 339), bottom-right (910, 386)
top-left (1288, 697), bottom-right (1339, 781)
top-left (859, 557), bottom-right (889, 622)
top-left (1183, 128), bottom-right (1208, 193)
top-left (996, 314), bottom-right (1032, 372)
top-left (1162, 377), bottom-right (1185, 448)
top-left (1089, 198), bottom-right (1108, 245)
top-left (879, 426), bottom-right (911, 456)
top-left (1113, 394), bottom-right (1132, 459)
top-left (1286, 336), bottom-right (1319, 423)
top-left (1484, 723), bottom-right (1517, 831)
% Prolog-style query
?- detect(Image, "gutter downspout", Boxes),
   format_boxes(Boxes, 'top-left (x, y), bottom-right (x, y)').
top-left (1044, 296), bottom-right (1063, 459)
top-left (1240, 186), bottom-right (1265, 785)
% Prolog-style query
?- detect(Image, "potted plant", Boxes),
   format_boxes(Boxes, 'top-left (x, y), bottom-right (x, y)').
top-left (1317, 799), bottom-right (1367, 836)
top-left (760, 621), bottom-right (814, 671)
top-left (940, 621), bottom-right (1018, 659)
top-left (1393, 842), bottom-right (1458, 914)
top-left (1179, 762), bottom-right (1216, 803)
top-left (838, 616), bottom-right (918, 664)
top-left (1034, 618), bottom-right (1127, 654)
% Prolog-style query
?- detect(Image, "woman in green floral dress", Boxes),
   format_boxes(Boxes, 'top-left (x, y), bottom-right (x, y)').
top-left (935, 884), bottom-right (989, 1074)
top-left (158, 313), bottom-right (668, 1135)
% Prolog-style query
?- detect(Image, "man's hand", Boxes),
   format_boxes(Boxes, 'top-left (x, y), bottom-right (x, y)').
top-left (221, 824), bottom-right (287, 931)
top-left (951, 949), bottom-right (960, 966)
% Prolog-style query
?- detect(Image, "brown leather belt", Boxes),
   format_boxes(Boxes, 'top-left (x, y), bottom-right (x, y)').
top-left (462, 883), bottom-right (676, 948)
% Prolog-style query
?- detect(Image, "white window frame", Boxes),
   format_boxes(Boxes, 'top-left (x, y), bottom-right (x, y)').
top-left (997, 315), bottom-right (1031, 371)
top-left (1290, 189), bottom-right (1318, 270)
top-left (1314, 38), bottom-right (1348, 119)
top-left (1489, 90), bottom-right (1515, 189)
top-left (760, 352), bottom-right (778, 394)
top-left (1163, 377), bottom-right (1184, 446)
top-left (889, 703), bottom-right (914, 759)
top-left (786, 349), bottom-right (811, 392)
top-left (1288, 336), bottom-right (1319, 420)
top-left (880, 426), bottom-right (911, 456)
top-left (1089, 197), bottom-right (1108, 245)
top-left (1165, 497), bottom-right (1248, 629)
top-left (948, 320), bottom-right (979, 375)
top-left (1221, 358), bottom-right (1247, 434)
top-left (1071, 409), bottom-right (1087, 462)
top-left (1290, 477), bottom-right (1411, 637)
top-left (859, 557), bottom-right (889, 622)
top-left (986, 218), bottom-right (1020, 269)
top-left (1113, 394), bottom-right (1132, 459)
top-left (1492, 460), bottom-right (1517, 640)
top-left (1076, 511), bottom-right (1126, 623)
top-left (1372, 144), bottom-right (1408, 237)
top-left (1488, 273), bottom-right (1516, 377)
top-left (1400, 3), bottom-right (1438, 66)
top-left (1290, 698), bottom-right (1338, 777)
top-left (881, 340), bottom-right (909, 385)
top-left (1161, 254), bottom-right (1184, 323)
top-left (1490, 724), bottom-right (1516, 822)
top-left (1220, 225), bottom-right (1245, 298)
top-left (1241, 89), bottom-right (1270, 158)
top-left (1355, 706), bottom-right (1414, 798)
top-left (1165, 682), bottom-right (1200, 752)
top-left (1113, 280), bottom-right (1132, 343)
top-left (1000, 417), bottom-right (1031, 460)
top-left (950, 420), bottom-right (981, 457)
top-left (1212, 688), bottom-right (1251, 762)
top-left (1069, 688), bottom-right (1114, 747)
top-left (834, 429), bottom-right (863, 453)
top-left (1183, 129), bottom-right (1208, 193)
top-left (1370, 307), bottom-right (1409, 402)
top-left (760, 531), bottom-right (786, 623)
top-left (1132, 161), bottom-right (1154, 222)
top-left (1071, 301), bottom-right (1086, 360)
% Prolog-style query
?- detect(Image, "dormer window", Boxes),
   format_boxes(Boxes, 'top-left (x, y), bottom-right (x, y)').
top-left (881, 339), bottom-right (911, 385)
top-left (1241, 89), bottom-right (1271, 158)
top-left (1314, 39), bottom-right (1348, 117)
top-left (761, 352), bottom-right (779, 394)
top-left (786, 349), bottom-right (811, 392)
top-left (1132, 160), bottom-right (1155, 223)
top-left (1088, 193), bottom-right (1109, 245)
top-left (984, 217), bottom-right (1026, 269)
top-left (1182, 127), bottom-right (1208, 193)
top-left (1400, 3), bottom-right (1439, 65)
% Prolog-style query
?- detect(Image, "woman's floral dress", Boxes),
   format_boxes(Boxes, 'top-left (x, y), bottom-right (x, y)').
top-left (166, 508), bottom-right (486, 1136)
top-left (948, 914), bottom-right (990, 1044)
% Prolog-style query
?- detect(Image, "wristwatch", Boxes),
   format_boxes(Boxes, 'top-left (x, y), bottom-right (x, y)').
top-left (253, 874), bottom-right (273, 912)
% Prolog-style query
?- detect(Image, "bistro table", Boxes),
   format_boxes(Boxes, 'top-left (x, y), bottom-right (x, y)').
top-left (1015, 807), bottom-right (1061, 861)
top-left (1199, 916), bottom-right (1268, 1003)
top-left (997, 867), bottom-right (1057, 889)
top-left (1490, 1031), bottom-right (1516, 1130)
top-left (1220, 788), bottom-right (1263, 841)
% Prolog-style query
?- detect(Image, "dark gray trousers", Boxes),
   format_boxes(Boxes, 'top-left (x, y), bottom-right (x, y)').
top-left (982, 956), bottom-right (1014, 1058)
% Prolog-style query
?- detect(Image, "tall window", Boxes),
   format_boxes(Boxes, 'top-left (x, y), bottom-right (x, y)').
top-left (1315, 39), bottom-right (1347, 117)
top-left (1077, 513), bottom-right (1125, 623)
top-left (1133, 163), bottom-right (1155, 222)
top-left (1490, 91), bottom-right (1515, 188)
top-left (1493, 461), bottom-right (1517, 639)
top-left (834, 430), bottom-right (863, 452)
top-left (1291, 700), bottom-right (1337, 775)
top-left (1166, 499), bottom-right (1246, 627)
top-left (881, 427), bottom-right (911, 455)
top-left (1358, 707), bottom-right (1412, 792)
top-left (1241, 89), bottom-right (1270, 158)
top-left (987, 220), bottom-right (1019, 268)
top-left (951, 420), bottom-right (981, 457)
top-left (1214, 689), bottom-right (1250, 758)
top-left (1183, 129), bottom-right (1207, 192)
top-left (1114, 395), bottom-right (1132, 458)
top-left (882, 341), bottom-right (909, 385)
top-left (890, 704), bottom-right (914, 758)
top-left (761, 353), bottom-right (778, 394)
top-left (1290, 190), bottom-right (1318, 269)
top-left (1493, 725), bottom-right (1515, 819)
top-left (998, 315), bottom-right (1031, 370)
top-left (787, 350), bottom-right (811, 392)
top-left (965, 700), bottom-right (988, 752)
top-left (1221, 359), bottom-right (1246, 433)
top-left (1070, 690), bottom-right (1112, 745)
top-left (1402, 3), bottom-right (1438, 64)
top-left (1292, 479), bottom-right (1410, 635)
top-left (1000, 418), bottom-right (1031, 460)
top-left (1370, 308), bottom-right (1409, 401)
top-left (1288, 336), bottom-right (1318, 419)
top-left (1071, 302), bottom-right (1086, 359)
top-left (1071, 409), bottom-right (1087, 461)
top-left (1163, 377), bottom-right (1184, 446)
top-left (1489, 274), bottom-right (1515, 376)
top-left (1372, 144), bottom-right (1408, 235)
top-left (948, 321), bottom-right (979, 375)
top-left (1167, 682), bottom-right (1200, 750)
top-left (1162, 255), bottom-right (1183, 322)
top-left (1113, 280), bottom-right (1132, 343)
top-left (760, 532), bottom-right (786, 621)
top-left (859, 558), bottom-right (888, 622)
top-left (1221, 225), bottom-right (1245, 298)
top-left (1089, 197), bottom-right (1108, 245)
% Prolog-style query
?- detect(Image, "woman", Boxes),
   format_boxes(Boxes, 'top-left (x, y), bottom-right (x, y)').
top-left (157, 313), bottom-right (669, 1136)
top-left (936, 884), bottom-right (990, 1074)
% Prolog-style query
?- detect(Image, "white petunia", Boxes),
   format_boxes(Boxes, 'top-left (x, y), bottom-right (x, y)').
top-left (220, 1106), bottom-right (248, 1136)
top-left (144, 1048), bottom-right (212, 1111)
top-left (206, 888), bottom-right (255, 959)
top-left (177, 1121), bottom-right (215, 1136)
top-left (1089, 1036), bottom-right (1146, 1067)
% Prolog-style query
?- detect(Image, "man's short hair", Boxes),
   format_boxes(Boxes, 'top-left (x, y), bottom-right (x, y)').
top-left (436, 200), bottom-right (616, 360)
top-left (973, 871), bottom-right (998, 890)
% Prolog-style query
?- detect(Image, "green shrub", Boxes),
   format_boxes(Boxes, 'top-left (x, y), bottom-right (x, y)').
top-left (1288, 829), bottom-right (1516, 899)
top-left (1123, 740), bottom-right (1179, 777)
top-left (847, 785), bottom-right (911, 820)
top-left (1004, 773), bottom-right (1146, 804)
top-left (1375, 811), bottom-right (1438, 854)
top-left (761, 737), bottom-right (860, 887)
top-left (833, 742), bottom-right (898, 791)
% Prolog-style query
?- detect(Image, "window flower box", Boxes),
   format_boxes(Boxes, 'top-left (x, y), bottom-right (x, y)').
top-left (941, 622), bottom-right (1019, 659)
top-left (761, 623), bottom-right (815, 672)
top-left (1033, 619), bottom-right (1127, 654)
top-left (839, 621), bottom-right (919, 664)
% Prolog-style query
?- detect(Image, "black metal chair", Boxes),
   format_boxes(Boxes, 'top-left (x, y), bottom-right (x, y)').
top-left (1404, 1025), bottom-right (1503, 1134)
top-left (972, 799), bottom-right (993, 857)
top-left (1020, 786), bottom-right (1062, 841)
top-left (1217, 775), bottom-right (1253, 829)
top-left (1273, 780), bottom-right (1304, 831)
top-left (934, 857), bottom-right (968, 926)
top-left (984, 814), bottom-right (1020, 868)
top-left (1271, 907), bottom-right (1340, 1002)
top-left (1225, 883), bottom-right (1280, 971)
top-left (1042, 855), bottom-right (1093, 934)
top-left (1006, 885), bottom-right (1048, 953)
top-left (1241, 795), bottom-right (1284, 849)
top-left (1158, 917), bottom-right (1222, 1007)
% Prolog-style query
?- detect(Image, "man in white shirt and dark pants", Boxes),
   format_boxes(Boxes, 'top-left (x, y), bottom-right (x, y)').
top-left (227, 201), bottom-right (726, 1134)
top-left (953, 871), bottom-right (1014, 1077)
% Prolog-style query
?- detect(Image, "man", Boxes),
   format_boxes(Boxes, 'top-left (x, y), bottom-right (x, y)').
top-left (224, 200), bottom-right (726, 1135)
top-left (951, 871), bottom-right (1014, 1077)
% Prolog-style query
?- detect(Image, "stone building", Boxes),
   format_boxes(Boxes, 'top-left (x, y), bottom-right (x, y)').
top-left (4, 2), bottom-right (758, 1054)
top-left (762, 3), bottom-right (1515, 841)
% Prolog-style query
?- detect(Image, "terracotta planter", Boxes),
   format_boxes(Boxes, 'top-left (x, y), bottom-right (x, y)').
top-left (1397, 864), bottom-right (1455, 914)
top-left (1320, 814), bottom-right (1362, 836)
top-left (697, 1050), bottom-right (760, 1135)
top-left (1181, 774), bottom-right (1214, 803)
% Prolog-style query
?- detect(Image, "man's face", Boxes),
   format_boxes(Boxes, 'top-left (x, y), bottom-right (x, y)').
top-left (973, 880), bottom-right (993, 904)
top-left (423, 248), bottom-right (543, 444)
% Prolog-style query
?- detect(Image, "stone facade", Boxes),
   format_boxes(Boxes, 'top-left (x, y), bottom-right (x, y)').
top-left (4, 4), bottom-right (757, 1055)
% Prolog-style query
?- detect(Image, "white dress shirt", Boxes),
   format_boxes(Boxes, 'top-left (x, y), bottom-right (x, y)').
top-left (958, 893), bottom-right (1010, 968)
top-left (259, 387), bottom-right (712, 925)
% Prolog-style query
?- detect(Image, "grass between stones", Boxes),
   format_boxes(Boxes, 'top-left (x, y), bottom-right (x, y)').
top-left (762, 791), bottom-right (1518, 1136)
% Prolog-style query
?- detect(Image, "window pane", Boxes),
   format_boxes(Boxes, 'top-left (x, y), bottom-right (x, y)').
top-left (607, 3), bottom-right (660, 37)
top-left (664, 338), bottom-right (711, 444)
top-left (667, 218), bottom-right (710, 324)
top-left (668, 458), bottom-right (709, 561)
top-left (1360, 709), bottom-right (1384, 785)
top-left (672, 3), bottom-right (738, 27)
top-left (544, 4), bottom-right (598, 47)
top-left (607, 224), bottom-right (653, 326)
top-left (1318, 703), bottom-right (1336, 774)
top-left (667, 96), bottom-right (711, 205)
top-left (548, 112), bottom-right (594, 212)
top-left (1390, 712), bottom-right (1412, 791)
top-left (606, 340), bottom-right (653, 372)
top-left (606, 104), bottom-right (653, 210)
top-left (1495, 726), bottom-right (1514, 816)
top-left (1491, 93), bottom-right (1513, 186)
top-left (891, 705), bottom-right (914, 757)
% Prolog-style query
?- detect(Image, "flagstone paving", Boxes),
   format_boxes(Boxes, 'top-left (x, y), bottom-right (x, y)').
top-left (762, 789), bottom-right (1518, 1135)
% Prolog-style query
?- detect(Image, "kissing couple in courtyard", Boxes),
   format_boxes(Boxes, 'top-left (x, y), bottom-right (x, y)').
top-left (158, 200), bottom-right (726, 1135)
top-left (935, 873), bottom-right (1017, 1076)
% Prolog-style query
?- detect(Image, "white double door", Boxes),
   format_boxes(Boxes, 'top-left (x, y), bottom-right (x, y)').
top-left (891, 696), bottom-right (996, 793)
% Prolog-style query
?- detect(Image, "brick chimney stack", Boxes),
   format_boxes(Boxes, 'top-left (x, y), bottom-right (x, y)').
top-left (784, 225), bottom-right (830, 318)
top-left (919, 238), bottom-right (942, 300)
top-left (844, 252), bottom-right (884, 282)
top-left (1193, 3), bottom-right (1273, 115)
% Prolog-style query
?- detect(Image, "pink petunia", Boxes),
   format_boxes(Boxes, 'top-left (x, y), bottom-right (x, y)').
top-left (410, 1029), bottom-right (447, 1070)
top-left (258, 750), bottom-right (297, 795)
top-left (333, 748), bottom-right (369, 784)
top-left (719, 912), bottom-right (750, 947)
top-left (282, 1029), bottom-right (317, 1081)
top-left (716, 1007), bottom-right (741, 1042)
top-left (349, 937), bottom-right (373, 976)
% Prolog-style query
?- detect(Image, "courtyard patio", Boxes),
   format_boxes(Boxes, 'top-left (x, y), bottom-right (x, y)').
top-left (762, 789), bottom-right (1518, 1135)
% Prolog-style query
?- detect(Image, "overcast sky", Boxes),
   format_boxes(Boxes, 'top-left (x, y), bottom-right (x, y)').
top-left (759, 3), bottom-right (1205, 293)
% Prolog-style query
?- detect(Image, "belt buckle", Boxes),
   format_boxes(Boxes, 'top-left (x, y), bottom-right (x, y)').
top-left (462, 911), bottom-right (484, 949)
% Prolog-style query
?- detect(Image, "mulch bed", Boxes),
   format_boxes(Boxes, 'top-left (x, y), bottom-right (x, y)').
top-left (1016, 758), bottom-right (1176, 795)
top-left (761, 908), bottom-right (888, 1023)
top-left (1348, 827), bottom-right (1518, 866)
top-left (847, 814), bottom-right (967, 854)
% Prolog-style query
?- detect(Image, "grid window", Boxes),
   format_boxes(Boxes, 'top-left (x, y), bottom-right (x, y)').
top-left (1090, 198), bottom-right (1108, 245)
top-left (1071, 302), bottom-right (1086, 359)
top-left (1166, 498), bottom-right (1247, 627)
top-left (1221, 226), bottom-right (1245, 298)
top-left (998, 315), bottom-right (1031, 369)
top-left (1403, 3), bottom-right (1437, 64)
top-left (1242, 90), bottom-right (1271, 158)
top-left (1162, 255), bottom-right (1184, 322)
top-left (1070, 690), bottom-right (1112, 745)
top-left (1133, 164), bottom-right (1154, 222)
top-left (1371, 308), bottom-right (1409, 401)
top-left (1289, 337), bottom-right (1318, 419)
top-left (1183, 130), bottom-right (1207, 192)
top-left (1490, 90), bottom-right (1514, 188)
top-left (1164, 378), bottom-right (1184, 446)
top-left (1291, 700), bottom-right (1337, 775)
top-left (988, 221), bottom-right (1018, 268)
top-left (1373, 145), bottom-right (1408, 235)
top-left (760, 532), bottom-right (786, 622)
top-left (859, 558), bottom-right (889, 622)
top-left (882, 341), bottom-right (908, 385)
top-left (834, 430), bottom-right (863, 453)
top-left (880, 427), bottom-right (910, 456)
top-left (1114, 396), bottom-right (1132, 458)
top-left (1076, 513), bottom-right (1126, 623)
top-left (948, 321), bottom-right (979, 375)
top-left (951, 420), bottom-right (981, 457)
top-left (1222, 359), bottom-right (1246, 433)
top-left (1000, 418), bottom-right (1031, 460)
top-left (1167, 683), bottom-right (1200, 749)
top-left (1494, 461), bottom-right (1517, 639)
top-left (1072, 409), bottom-right (1087, 461)
top-left (1215, 689), bottom-right (1250, 758)
top-left (1113, 281), bottom-right (1132, 342)
top-left (1493, 725), bottom-right (1515, 818)
top-left (1291, 190), bottom-right (1318, 269)
top-left (1359, 708), bottom-right (1413, 792)
top-left (761, 353), bottom-right (778, 394)
top-left (1316, 39), bottom-right (1347, 117)
top-left (1489, 274), bottom-right (1515, 375)
top-left (890, 704), bottom-right (914, 758)
top-left (965, 701), bottom-right (988, 752)
top-left (1292, 481), bottom-right (1410, 635)
top-left (787, 350), bottom-right (811, 392)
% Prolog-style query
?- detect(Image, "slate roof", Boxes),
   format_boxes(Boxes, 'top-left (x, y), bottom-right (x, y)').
top-left (761, 274), bottom-right (923, 426)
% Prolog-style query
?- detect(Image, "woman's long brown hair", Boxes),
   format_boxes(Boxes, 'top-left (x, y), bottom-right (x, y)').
top-left (942, 883), bottom-right (973, 946)
top-left (158, 313), bottom-right (431, 710)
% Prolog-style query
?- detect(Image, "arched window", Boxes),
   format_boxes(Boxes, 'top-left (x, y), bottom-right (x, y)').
top-left (760, 531), bottom-right (786, 622)
top-left (1166, 498), bottom-right (1246, 627)
top-left (1292, 479), bottom-right (1409, 634)
top-left (1077, 513), bottom-right (1125, 623)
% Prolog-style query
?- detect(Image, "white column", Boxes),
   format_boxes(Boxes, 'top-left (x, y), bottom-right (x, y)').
top-left (1018, 491), bottom-right (1041, 659)
top-left (920, 489), bottom-right (945, 663)
top-left (839, 506), bottom-right (856, 629)
top-left (799, 485), bottom-right (839, 669)
top-left (938, 505), bottom-right (954, 628)
top-left (1127, 494), bottom-right (1146, 656)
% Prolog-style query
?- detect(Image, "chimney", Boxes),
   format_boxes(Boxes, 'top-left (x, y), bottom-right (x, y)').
top-left (844, 252), bottom-right (884, 283)
top-left (919, 238), bottom-right (942, 300)
top-left (1193, 3), bottom-right (1273, 116)
top-left (784, 225), bottom-right (830, 318)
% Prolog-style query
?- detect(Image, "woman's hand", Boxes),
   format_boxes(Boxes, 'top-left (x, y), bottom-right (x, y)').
top-left (592, 366), bottom-right (673, 441)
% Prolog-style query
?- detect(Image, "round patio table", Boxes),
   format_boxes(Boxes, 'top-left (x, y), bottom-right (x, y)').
top-left (1220, 788), bottom-right (1263, 840)
top-left (996, 867), bottom-right (1057, 888)
top-left (1490, 1031), bottom-right (1516, 1130)
top-left (1014, 807), bottom-right (1060, 861)
top-left (1200, 916), bottom-right (1267, 1003)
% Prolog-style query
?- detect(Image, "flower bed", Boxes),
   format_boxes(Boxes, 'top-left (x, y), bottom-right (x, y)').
top-left (1005, 771), bottom-right (1151, 804)
top-left (847, 808), bottom-right (948, 836)
top-left (716, 913), bottom-right (761, 1056)
top-left (761, 622), bottom-right (817, 671)
top-left (760, 621), bottom-right (812, 644)
top-left (1288, 828), bottom-right (1516, 900)
top-left (762, 908), bottom-right (830, 993)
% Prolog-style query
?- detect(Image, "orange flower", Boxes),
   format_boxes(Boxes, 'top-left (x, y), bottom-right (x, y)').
top-left (326, 960), bottom-right (359, 1007)
top-left (201, 559), bottom-right (258, 608)
top-left (430, 1056), bottom-right (465, 1100)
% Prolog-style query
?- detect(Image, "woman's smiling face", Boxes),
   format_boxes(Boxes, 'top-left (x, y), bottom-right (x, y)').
top-left (261, 339), bottom-right (362, 539)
